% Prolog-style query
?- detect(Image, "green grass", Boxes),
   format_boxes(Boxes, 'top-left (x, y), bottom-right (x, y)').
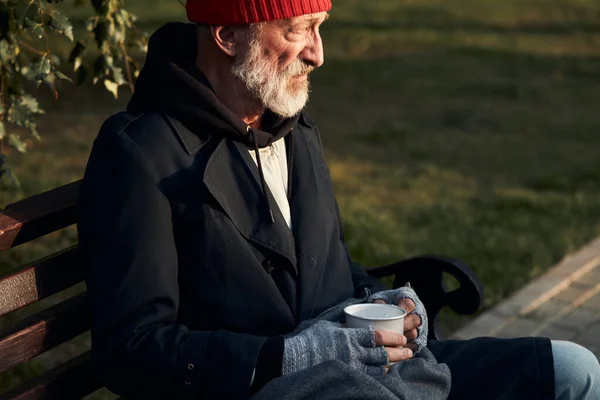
top-left (2, 0), bottom-right (600, 338)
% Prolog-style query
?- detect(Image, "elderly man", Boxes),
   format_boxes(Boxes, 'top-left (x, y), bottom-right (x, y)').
top-left (77, 0), bottom-right (600, 399)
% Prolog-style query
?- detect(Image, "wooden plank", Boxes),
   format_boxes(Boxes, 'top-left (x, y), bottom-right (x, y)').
top-left (0, 351), bottom-right (102, 400)
top-left (0, 292), bottom-right (90, 374)
top-left (0, 246), bottom-right (82, 317)
top-left (0, 181), bottom-right (81, 251)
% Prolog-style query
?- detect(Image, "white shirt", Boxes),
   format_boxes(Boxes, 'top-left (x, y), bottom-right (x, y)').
top-left (248, 138), bottom-right (292, 229)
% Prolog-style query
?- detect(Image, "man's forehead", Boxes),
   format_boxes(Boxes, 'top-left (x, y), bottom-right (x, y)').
top-left (282, 11), bottom-right (329, 26)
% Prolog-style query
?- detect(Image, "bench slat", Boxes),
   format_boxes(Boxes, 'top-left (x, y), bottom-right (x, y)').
top-left (0, 292), bottom-right (90, 374)
top-left (0, 246), bottom-right (83, 317)
top-left (0, 181), bottom-right (80, 251)
top-left (0, 351), bottom-right (102, 400)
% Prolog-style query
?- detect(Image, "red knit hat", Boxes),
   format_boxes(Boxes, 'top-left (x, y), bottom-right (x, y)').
top-left (186, 0), bottom-right (332, 25)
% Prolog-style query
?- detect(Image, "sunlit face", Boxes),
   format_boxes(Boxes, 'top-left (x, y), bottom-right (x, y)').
top-left (231, 12), bottom-right (328, 118)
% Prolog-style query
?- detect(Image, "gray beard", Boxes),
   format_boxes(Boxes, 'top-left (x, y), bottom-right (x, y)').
top-left (231, 37), bottom-right (310, 118)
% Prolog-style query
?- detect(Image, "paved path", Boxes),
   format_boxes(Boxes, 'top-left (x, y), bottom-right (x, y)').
top-left (452, 237), bottom-right (600, 359)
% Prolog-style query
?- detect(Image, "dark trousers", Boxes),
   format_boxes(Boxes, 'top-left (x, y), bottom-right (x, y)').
top-left (429, 337), bottom-right (555, 400)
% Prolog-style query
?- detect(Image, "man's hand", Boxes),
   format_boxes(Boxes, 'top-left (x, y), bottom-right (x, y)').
top-left (373, 299), bottom-right (421, 352)
top-left (373, 330), bottom-right (413, 362)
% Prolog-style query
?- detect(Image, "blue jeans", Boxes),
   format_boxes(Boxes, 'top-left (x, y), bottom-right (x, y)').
top-left (553, 340), bottom-right (600, 399)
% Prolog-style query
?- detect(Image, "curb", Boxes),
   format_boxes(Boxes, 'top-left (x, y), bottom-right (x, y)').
top-left (451, 236), bottom-right (600, 340)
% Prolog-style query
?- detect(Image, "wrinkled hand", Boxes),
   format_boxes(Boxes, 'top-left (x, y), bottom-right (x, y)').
top-left (373, 329), bottom-right (414, 363)
top-left (368, 286), bottom-right (428, 352)
top-left (373, 298), bottom-right (421, 352)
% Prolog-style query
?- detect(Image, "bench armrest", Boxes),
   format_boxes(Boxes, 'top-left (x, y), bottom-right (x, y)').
top-left (367, 256), bottom-right (484, 340)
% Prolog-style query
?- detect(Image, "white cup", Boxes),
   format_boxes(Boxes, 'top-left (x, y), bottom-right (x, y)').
top-left (344, 303), bottom-right (406, 333)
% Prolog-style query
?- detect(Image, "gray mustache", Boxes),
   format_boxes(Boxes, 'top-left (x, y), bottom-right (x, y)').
top-left (286, 58), bottom-right (315, 76)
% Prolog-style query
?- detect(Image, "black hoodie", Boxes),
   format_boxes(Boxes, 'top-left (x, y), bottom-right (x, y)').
top-left (128, 22), bottom-right (301, 225)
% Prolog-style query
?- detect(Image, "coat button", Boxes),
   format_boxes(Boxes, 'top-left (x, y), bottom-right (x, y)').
top-left (188, 363), bottom-right (194, 370)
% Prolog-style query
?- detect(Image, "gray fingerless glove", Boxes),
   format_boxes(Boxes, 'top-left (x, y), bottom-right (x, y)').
top-left (283, 320), bottom-right (388, 376)
top-left (367, 285), bottom-right (428, 351)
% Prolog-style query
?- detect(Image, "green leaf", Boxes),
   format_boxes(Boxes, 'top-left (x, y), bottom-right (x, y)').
top-left (49, 11), bottom-right (74, 41)
top-left (93, 21), bottom-right (109, 49)
top-left (134, 39), bottom-right (148, 53)
top-left (111, 66), bottom-right (125, 85)
top-left (43, 72), bottom-right (57, 87)
top-left (128, 58), bottom-right (141, 79)
top-left (116, 9), bottom-right (132, 28)
top-left (7, 95), bottom-right (45, 129)
top-left (72, 56), bottom-right (82, 72)
top-left (92, 54), bottom-right (111, 84)
top-left (0, 121), bottom-right (5, 140)
top-left (0, 40), bottom-right (14, 63)
top-left (0, 165), bottom-right (22, 189)
top-left (68, 43), bottom-right (84, 64)
top-left (54, 69), bottom-right (73, 82)
top-left (86, 17), bottom-right (96, 33)
top-left (104, 79), bottom-right (119, 99)
top-left (24, 18), bottom-right (43, 39)
top-left (32, 57), bottom-right (52, 82)
top-left (51, 54), bottom-right (61, 67)
top-left (20, 95), bottom-right (43, 115)
top-left (28, 124), bottom-right (41, 141)
top-left (8, 133), bottom-right (27, 153)
top-left (24, 17), bottom-right (36, 29)
top-left (68, 41), bottom-right (85, 66)
top-left (75, 65), bottom-right (88, 85)
top-left (20, 65), bottom-right (36, 81)
top-left (91, 0), bottom-right (109, 14)
top-left (113, 22), bottom-right (126, 44)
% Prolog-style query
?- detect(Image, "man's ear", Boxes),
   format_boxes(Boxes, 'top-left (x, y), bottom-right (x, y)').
top-left (211, 26), bottom-right (244, 57)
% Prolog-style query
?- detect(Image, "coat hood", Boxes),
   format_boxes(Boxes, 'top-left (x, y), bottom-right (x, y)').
top-left (128, 22), bottom-right (299, 148)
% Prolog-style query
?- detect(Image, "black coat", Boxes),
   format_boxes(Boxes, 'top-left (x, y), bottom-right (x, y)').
top-left (78, 111), bottom-right (387, 399)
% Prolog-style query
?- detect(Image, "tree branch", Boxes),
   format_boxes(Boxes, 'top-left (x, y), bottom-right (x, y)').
top-left (130, 23), bottom-right (148, 45)
top-left (18, 40), bottom-right (46, 57)
top-left (0, 74), bottom-right (5, 114)
top-left (37, 0), bottom-right (58, 100)
top-left (0, 74), bottom-right (4, 154)
top-left (119, 41), bottom-right (135, 93)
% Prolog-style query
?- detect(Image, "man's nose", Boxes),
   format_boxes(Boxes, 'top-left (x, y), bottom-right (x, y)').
top-left (301, 31), bottom-right (324, 69)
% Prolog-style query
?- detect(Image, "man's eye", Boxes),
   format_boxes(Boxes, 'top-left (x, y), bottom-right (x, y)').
top-left (289, 25), bottom-right (310, 34)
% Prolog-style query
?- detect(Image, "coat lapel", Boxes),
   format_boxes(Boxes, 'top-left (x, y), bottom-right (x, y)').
top-left (203, 139), bottom-right (298, 270)
top-left (202, 125), bottom-right (336, 322)
top-left (289, 127), bottom-right (336, 321)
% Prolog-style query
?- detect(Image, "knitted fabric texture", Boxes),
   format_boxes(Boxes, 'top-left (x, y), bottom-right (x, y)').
top-left (367, 286), bottom-right (429, 352)
top-left (252, 351), bottom-right (451, 400)
top-left (282, 320), bottom-right (389, 376)
top-left (186, 0), bottom-right (332, 25)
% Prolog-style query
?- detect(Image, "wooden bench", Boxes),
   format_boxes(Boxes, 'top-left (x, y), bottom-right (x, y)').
top-left (0, 181), bottom-right (484, 399)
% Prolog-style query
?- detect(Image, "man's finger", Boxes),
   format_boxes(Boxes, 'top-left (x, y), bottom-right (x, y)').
top-left (373, 299), bottom-right (387, 305)
top-left (373, 330), bottom-right (407, 347)
top-left (397, 298), bottom-right (416, 313)
top-left (405, 328), bottom-right (418, 342)
top-left (385, 346), bottom-right (413, 363)
top-left (404, 313), bottom-right (422, 332)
